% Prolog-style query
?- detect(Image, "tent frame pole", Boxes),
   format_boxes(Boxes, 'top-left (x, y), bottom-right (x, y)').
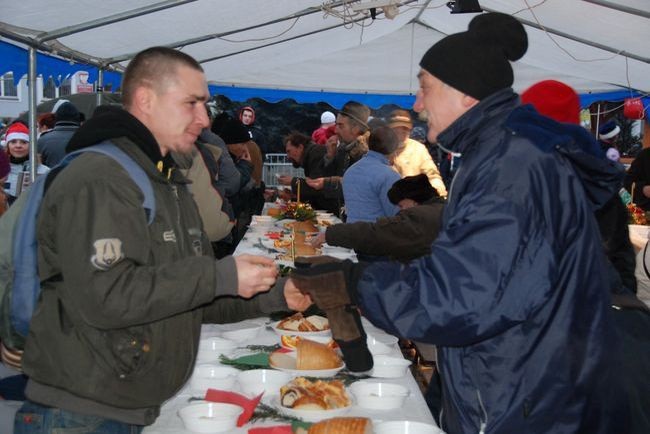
top-left (28, 47), bottom-right (38, 182)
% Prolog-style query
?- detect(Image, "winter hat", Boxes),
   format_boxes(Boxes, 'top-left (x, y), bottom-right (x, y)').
top-left (520, 80), bottom-right (580, 124)
top-left (5, 122), bottom-right (29, 143)
top-left (52, 99), bottom-right (70, 114)
top-left (0, 150), bottom-right (9, 179)
top-left (419, 13), bottom-right (528, 100)
top-left (388, 109), bottom-right (414, 130)
top-left (320, 111), bottom-right (336, 124)
top-left (220, 119), bottom-right (251, 145)
top-left (388, 174), bottom-right (438, 205)
top-left (55, 101), bottom-right (81, 123)
top-left (340, 101), bottom-right (370, 131)
top-left (599, 120), bottom-right (620, 140)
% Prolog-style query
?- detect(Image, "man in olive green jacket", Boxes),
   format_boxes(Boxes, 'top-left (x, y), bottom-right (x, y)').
top-left (16, 47), bottom-right (281, 431)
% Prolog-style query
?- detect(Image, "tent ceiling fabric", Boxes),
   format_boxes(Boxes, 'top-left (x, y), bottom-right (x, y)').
top-left (1, 0), bottom-right (649, 98)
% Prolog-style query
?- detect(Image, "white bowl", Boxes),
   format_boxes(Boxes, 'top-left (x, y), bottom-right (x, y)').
top-left (370, 355), bottom-right (412, 378)
top-left (237, 369), bottom-right (292, 397)
top-left (349, 381), bottom-right (409, 410)
top-left (315, 211), bottom-right (333, 217)
top-left (367, 336), bottom-right (394, 356)
top-left (270, 321), bottom-right (332, 339)
top-left (189, 365), bottom-right (239, 396)
top-left (221, 324), bottom-right (262, 342)
top-left (196, 337), bottom-right (236, 363)
top-left (178, 401), bottom-right (243, 433)
top-left (374, 420), bottom-right (444, 434)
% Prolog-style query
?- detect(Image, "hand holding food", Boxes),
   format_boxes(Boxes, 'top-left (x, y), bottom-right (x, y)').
top-left (233, 254), bottom-right (277, 298)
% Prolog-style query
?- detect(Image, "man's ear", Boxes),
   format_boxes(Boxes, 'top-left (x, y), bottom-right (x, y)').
top-left (132, 86), bottom-right (154, 115)
top-left (461, 93), bottom-right (479, 110)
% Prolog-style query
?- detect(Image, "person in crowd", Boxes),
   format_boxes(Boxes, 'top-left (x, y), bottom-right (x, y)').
top-left (37, 101), bottom-right (82, 167)
top-left (277, 132), bottom-right (339, 213)
top-left (0, 150), bottom-right (9, 217)
top-left (14, 46), bottom-right (281, 432)
top-left (305, 101), bottom-right (371, 216)
top-left (239, 105), bottom-right (268, 154)
top-left (36, 112), bottom-right (55, 137)
top-left (625, 147), bottom-right (650, 211)
top-left (388, 109), bottom-right (447, 197)
top-left (285, 13), bottom-right (626, 434)
top-left (598, 119), bottom-right (621, 152)
top-left (311, 110), bottom-right (337, 145)
top-left (4, 122), bottom-right (50, 205)
top-left (311, 173), bottom-right (444, 261)
top-left (342, 125), bottom-right (400, 223)
top-left (220, 118), bottom-right (264, 244)
top-left (521, 79), bottom-right (636, 292)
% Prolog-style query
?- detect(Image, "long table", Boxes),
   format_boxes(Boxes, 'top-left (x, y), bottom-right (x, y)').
top-left (143, 208), bottom-right (439, 433)
top-left (143, 320), bottom-right (437, 434)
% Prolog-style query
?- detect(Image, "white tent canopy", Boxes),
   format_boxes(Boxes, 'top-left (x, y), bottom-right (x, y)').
top-left (1, 0), bottom-right (649, 96)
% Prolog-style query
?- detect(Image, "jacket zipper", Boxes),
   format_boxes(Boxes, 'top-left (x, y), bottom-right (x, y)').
top-left (476, 388), bottom-right (488, 434)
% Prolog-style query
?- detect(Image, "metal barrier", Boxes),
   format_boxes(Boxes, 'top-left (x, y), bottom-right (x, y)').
top-left (263, 153), bottom-right (304, 188)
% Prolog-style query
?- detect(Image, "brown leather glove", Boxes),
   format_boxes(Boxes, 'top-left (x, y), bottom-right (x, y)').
top-left (290, 261), bottom-right (372, 372)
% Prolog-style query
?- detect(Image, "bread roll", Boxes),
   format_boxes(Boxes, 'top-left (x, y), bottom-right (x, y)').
top-left (267, 207), bottom-right (282, 217)
top-left (308, 417), bottom-right (372, 434)
top-left (297, 339), bottom-right (341, 370)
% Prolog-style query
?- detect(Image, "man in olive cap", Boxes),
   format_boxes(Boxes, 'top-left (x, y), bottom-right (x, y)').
top-left (285, 12), bottom-right (625, 434)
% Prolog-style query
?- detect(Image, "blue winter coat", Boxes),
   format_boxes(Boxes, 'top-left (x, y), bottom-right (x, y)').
top-left (357, 89), bottom-right (627, 434)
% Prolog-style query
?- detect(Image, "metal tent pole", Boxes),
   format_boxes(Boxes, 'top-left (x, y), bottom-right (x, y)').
top-left (28, 46), bottom-right (38, 182)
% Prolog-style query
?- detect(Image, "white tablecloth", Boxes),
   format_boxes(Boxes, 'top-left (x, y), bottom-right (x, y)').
top-left (143, 319), bottom-right (436, 434)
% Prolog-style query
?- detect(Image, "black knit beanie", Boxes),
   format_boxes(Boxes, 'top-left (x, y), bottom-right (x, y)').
top-left (219, 118), bottom-right (252, 145)
top-left (388, 174), bottom-right (438, 205)
top-left (419, 13), bottom-right (528, 100)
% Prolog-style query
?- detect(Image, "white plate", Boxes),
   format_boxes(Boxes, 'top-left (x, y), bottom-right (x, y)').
top-left (259, 237), bottom-right (286, 252)
top-left (268, 351), bottom-right (344, 378)
top-left (220, 320), bottom-right (264, 342)
top-left (272, 396), bottom-right (351, 422)
top-left (374, 420), bottom-right (444, 434)
top-left (275, 218), bottom-right (297, 229)
top-left (270, 321), bottom-right (332, 339)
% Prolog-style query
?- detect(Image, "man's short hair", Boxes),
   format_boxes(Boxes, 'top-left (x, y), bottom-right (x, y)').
top-left (284, 132), bottom-right (311, 148)
top-left (368, 126), bottom-right (398, 155)
top-left (122, 46), bottom-right (204, 108)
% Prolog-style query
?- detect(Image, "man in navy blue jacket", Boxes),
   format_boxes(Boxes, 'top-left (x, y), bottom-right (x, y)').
top-left (285, 13), bottom-right (627, 434)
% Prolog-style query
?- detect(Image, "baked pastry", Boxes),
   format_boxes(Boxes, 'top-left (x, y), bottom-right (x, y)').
top-left (296, 339), bottom-right (342, 370)
top-left (308, 417), bottom-right (372, 434)
top-left (280, 377), bottom-right (350, 410)
top-left (277, 313), bottom-right (329, 332)
top-left (267, 207), bottom-right (282, 217)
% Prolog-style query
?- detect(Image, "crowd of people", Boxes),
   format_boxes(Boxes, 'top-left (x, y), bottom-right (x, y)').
top-left (0, 11), bottom-right (647, 434)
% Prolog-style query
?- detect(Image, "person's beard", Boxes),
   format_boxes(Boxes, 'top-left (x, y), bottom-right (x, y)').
top-left (291, 161), bottom-right (301, 169)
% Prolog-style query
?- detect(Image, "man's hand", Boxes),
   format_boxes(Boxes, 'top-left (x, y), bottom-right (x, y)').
top-left (309, 232), bottom-right (327, 248)
top-left (234, 255), bottom-right (278, 298)
top-left (277, 175), bottom-right (293, 186)
top-left (305, 177), bottom-right (325, 191)
top-left (284, 278), bottom-right (313, 311)
top-left (643, 185), bottom-right (650, 198)
top-left (325, 135), bottom-right (339, 159)
top-left (278, 188), bottom-right (293, 201)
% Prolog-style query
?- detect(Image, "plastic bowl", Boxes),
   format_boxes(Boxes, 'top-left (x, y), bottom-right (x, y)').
top-left (221, 324), bottom-right (262, 342)
top-left (367, 336), bottom-right (394, 356)
top-left (178, 401), bottom-right (243, 433)
top-left (349, 381), bottom-right (409, 410)
top-left (196, 337), bottom-right (236, 363)
top-left (374, 420), bottom-right (444, 434)
top-left (189, 364), bottom-right (239, 396)
top-left (237, 369), bottom-right (292, 397)
top-left (370, 355), bottom-right (412, 378)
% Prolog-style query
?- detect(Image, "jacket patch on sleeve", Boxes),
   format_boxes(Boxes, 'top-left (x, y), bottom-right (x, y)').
top-left (163, 230), bottom-right (177, 242)
top-left (91, 238), bottom-right (124, 270)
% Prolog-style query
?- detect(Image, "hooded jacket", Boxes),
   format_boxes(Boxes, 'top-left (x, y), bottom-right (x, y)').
top-left (22, 106), bottom-right (239, 424)
top-left (356, 89), bottom-right (626, 434)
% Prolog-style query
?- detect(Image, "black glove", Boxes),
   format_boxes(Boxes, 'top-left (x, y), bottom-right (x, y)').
top-left (290, 260), bottom-right (372, 372)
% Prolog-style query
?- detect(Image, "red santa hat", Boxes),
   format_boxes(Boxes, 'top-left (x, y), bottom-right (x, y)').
top-left (5, 122), bottom-right (29, 143)
top-left (520, 80), bottom-right (581, 125)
